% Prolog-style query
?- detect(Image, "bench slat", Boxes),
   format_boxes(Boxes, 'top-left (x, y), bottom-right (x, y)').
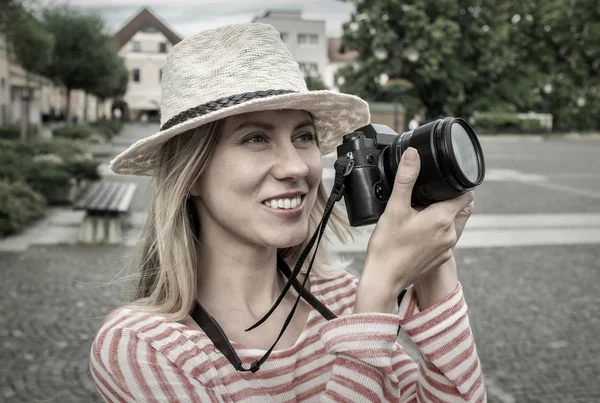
top-left (115, 184), bottom-right (137, 213)
top-left (108, 183), bottom-right (137, 212)
top-left (89, 183), bottom-right (121, 211)
top-left (75, 181), bottom-right (136, 215)
top-left (74, 182), bottom-right (105, 210)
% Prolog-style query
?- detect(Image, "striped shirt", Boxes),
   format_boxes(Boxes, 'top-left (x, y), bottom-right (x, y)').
top-left (90, 270), bottom-right (486, 402)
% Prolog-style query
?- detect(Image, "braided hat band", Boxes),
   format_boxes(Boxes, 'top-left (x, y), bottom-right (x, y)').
top-left (160, 90), bottom-right (295, 131)
top-left (109, 23), bottom-right (370, 176)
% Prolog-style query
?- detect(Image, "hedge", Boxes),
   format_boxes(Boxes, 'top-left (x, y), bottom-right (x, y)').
top-left (52, 124), bottom-right (98, 140)
top-left (0, 124), bottom-right (38, 140)
top-left (472, 112), bottom-right (545, 133)
top-left (90, 119), bottom-right (123, 139)
top-left (0, 181), bottom-right (46, 237)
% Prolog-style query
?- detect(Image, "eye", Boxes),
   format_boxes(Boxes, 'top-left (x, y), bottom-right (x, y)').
top-left (295, 132), bottom-right (316, 143)
top-left (243, 133), bottom-right (269, 144)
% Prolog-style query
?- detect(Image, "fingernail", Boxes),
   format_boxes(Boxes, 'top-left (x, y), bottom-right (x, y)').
top-left (403, 147), bottom-right (418, 162)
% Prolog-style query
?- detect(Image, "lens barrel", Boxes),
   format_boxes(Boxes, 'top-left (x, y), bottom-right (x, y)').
top-left (383, 117), bottom-right (485, 205)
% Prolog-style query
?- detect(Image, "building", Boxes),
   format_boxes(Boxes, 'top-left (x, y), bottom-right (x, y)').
top-left (253, 10), bottom-right (328, 82)
top-left (0, 33), bottom-right (111, 128)
top-left (113, 7), bottom-right (182, 122)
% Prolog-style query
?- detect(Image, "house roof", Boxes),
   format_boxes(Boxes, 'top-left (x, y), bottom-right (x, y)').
top-left (113, 7), bottom-right (182, 49)
top-left (328, 37), bottom-right (359, 63)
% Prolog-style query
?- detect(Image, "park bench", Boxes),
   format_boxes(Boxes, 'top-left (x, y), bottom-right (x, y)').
top-left (74, 181), bottom-right (137, 243)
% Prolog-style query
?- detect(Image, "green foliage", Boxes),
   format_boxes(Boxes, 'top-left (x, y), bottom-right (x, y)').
top-left (0, 181), bottom-right (46, 237)
top-left (0, 138), bottom-right (99, 205)
top-left (337, 0), bottom-right (600, 131)
top-left (473, 112), bottom-right (544, 133)
top-left (90, 46), bottom-right (129, 101)
top-left (64, 159), bottom-right (100, 182)
top-left (24, 160), bottom-right (73, 201)
top-left (4, 9), bottom-right (54, 77)
top-left (305, 75), bottom-right (329, 91)
top-left (0, 124), bottom-right (38, 140)
top-left (0, 147), bottom-right (33, 181)
top-left (27, 139), bottom-right (87, 161)
top-left (89, 119), bottom-right (123, 139)
top-left (52, 125), bottom-right (97, 140)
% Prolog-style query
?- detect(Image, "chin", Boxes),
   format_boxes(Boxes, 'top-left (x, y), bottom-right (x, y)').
top-left (263, 228), bottom-right (308, 249)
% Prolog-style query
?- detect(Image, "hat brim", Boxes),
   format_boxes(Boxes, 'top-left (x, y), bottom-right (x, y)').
top-left (109, 91), bottom-right (370, 176)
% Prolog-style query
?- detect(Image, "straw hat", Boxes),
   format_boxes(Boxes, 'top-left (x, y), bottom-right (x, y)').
top-left (109, 23), bottom-right (370, 175)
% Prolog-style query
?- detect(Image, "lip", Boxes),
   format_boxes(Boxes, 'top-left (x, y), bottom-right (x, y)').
top-left (261, 190), bottom-right (307, 203)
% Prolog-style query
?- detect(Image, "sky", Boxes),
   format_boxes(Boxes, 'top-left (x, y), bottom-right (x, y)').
top-left (60, 0), bottom-right (356, 39)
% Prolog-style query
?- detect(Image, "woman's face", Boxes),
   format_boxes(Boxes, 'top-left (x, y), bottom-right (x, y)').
top-left (191, 109), bottom-right (323, 249)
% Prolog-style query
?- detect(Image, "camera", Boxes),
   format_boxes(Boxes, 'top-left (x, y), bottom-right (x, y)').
top-left (336, 117), bottom-right (485, 227)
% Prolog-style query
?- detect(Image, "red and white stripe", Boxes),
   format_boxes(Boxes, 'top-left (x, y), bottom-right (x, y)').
top-left (90, 271), bottom-right (486, 402)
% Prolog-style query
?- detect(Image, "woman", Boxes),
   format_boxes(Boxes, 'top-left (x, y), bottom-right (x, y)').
top-left (90, 23), bottom-right (486, 402)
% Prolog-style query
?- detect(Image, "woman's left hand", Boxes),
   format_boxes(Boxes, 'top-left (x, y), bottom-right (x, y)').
top-left (412, 196), bottom-right (475, 310)
top-left (453, 198), bottom-right (475, 245)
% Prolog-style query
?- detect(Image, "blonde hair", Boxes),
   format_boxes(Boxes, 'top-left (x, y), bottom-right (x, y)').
top-left (126, 120), bottom-right (354, 321)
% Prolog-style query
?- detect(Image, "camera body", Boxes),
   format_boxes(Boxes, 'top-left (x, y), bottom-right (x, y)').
top-left (336, 124), bottom-right (396, 227)
top-left (337, 118), bottom-right (485, 227)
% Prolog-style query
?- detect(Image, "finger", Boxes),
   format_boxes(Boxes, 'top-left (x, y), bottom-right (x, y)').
top-left (387, 147), bottom-right (421, 215)
top-left (427, 191), bottom-right (474, 219)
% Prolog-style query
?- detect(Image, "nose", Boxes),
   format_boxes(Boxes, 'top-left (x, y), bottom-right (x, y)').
top-left (271, 144), bottom-right (310, 181)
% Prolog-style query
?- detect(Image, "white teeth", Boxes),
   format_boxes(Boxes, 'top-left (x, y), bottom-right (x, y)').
top-left (263, 196), bottom-right (302, 210)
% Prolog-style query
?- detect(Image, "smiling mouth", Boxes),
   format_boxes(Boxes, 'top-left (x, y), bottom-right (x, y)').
top-left (262, 195), bottom-right (304, 210)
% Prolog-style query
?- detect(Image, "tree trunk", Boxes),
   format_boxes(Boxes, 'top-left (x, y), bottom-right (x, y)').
top-left (83, 92), bottom-right (88, 123)
top-left (96, 98), bottom-right (104, 121)
top-left (66, 88), bottom-right (72, 123)
top-left (20, 74), bottom-right (30, 142)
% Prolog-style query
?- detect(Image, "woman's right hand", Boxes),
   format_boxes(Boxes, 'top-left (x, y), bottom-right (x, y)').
top-left (354, 147), bottom-right (473, 314)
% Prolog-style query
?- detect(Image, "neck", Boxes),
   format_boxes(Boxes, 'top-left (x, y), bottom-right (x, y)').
top-left (195, 235), bottom-right (283, 317)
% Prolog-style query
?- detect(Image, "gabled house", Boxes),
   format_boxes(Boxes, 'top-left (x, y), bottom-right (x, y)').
top-left (113, 7), bottom-right (182, 122)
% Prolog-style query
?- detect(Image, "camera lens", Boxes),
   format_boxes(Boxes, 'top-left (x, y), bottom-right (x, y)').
top-left (451, 123), bottom-right (479, 183)
top-left (382, 117), bottom-right (485, 205)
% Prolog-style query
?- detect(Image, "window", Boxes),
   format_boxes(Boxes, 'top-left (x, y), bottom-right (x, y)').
top-left (141, 25), bottom-right (158, 33)
top-left (133, 41), bottom-right (141, 52)
top-left (132, 69), bottom-right (140, 83)
top-left (298, 34), bottom-right (318, 46)
top-left (298, 62), bottom-right (318, 77)
top-left (159, 42), bottom-right (167, 53)
top-left (280, 32), bottom-right (289, 42)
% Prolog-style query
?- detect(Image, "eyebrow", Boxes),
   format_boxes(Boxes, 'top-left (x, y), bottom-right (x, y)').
top-left (232, 119), bottom-right (316, 134)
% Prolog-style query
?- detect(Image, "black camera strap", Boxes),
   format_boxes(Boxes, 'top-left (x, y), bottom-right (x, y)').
top-left (189, 158), bottom-right (354, 372)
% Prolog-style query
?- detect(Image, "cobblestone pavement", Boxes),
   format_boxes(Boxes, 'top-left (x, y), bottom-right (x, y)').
top-left (1, 244), bottom-right (599, 402)
top-left (0, 245), bottom-right (134, 403)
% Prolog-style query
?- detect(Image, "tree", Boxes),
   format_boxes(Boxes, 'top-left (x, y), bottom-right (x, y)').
top-left (510, 0), bottom-right (600, 130)
top-left (4, 8), bottom-right (54, 141)
top-left (41, 7), bottom-right (110, 122)
top-left (305, 75), bottom-right (328, 91)
top-left (89, 40), bottom-right (129, 119)
top-left (337, 0), bottom-right (520, 118)
top-left (337, 0), bottom-right (600, 130)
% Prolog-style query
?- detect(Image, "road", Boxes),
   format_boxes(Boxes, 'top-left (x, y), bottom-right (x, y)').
top-left (1, 124), bottom-right (599, 402)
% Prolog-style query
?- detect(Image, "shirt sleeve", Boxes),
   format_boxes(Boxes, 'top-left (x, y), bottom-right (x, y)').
top-left (89, 325), bottom-right (224, 403)
top-left (317, 282), bottom-right (486, 402)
